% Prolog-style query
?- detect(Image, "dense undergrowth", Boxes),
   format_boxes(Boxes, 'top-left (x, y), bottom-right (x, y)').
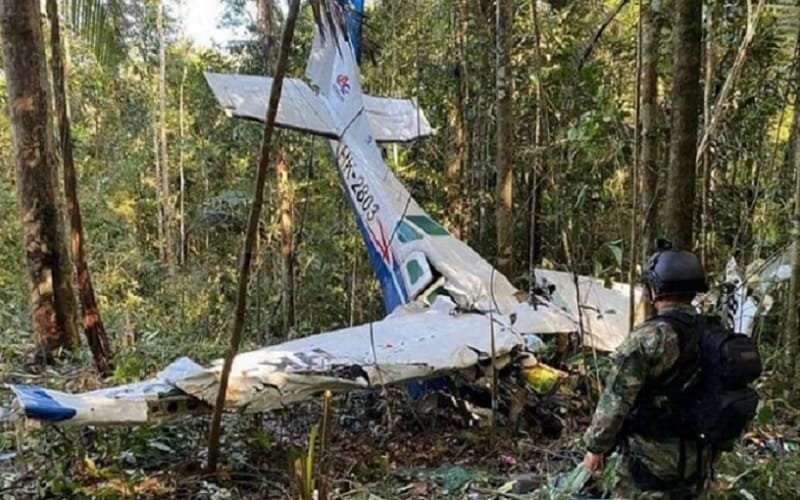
top-left (1, 309), bottom-right (798, 499)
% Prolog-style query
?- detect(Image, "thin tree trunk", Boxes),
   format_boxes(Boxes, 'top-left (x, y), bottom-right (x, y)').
top-left (640, 0), bottom-right (662, 321)
top-left (179, 64), bottom-right (187, 266)
top-left (528, 0), bottom-right (544, 279)
top-left (700, 4), bottom-right (715, 268)
top-left (48, 0), bottom-right (112, 374)
top-left (157, 0), bottom-right (173, 271)
top-left (785, 25), bottom-right (800, 381)
top-left (665, 0), bottom-right (702, 250)
top-left (206, 0), bottom-right (301, 473)
top-left (445, 0), bottom-right (469, 240)
top-left (640, 0), bottom-right (662, 261)
top-left (257, 0), bottom-right (275, 74)
top-left (153, 121), bottom-right (164, 260)
top-left (495, 0), bottom-right (513, 277)
top-left (349, 252), bottom-right (357, 327)
top-left (1, 0), bottom-right (79, 353)
top-left (477, 102), bottom-right (488, 249)
top-left (629, 0), bottom-right (642, 329)
top-left (277, 152), bottom-right (295, 334)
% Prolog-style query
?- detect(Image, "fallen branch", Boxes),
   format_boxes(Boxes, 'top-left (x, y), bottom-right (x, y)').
top-left (577, 0), bottom-right (631, 71)
top-left (206, 0), bottom-right (301, 474)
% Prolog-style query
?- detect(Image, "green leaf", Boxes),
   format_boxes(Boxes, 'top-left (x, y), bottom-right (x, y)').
top-left (757, 403), bottom-right (773, 426)
top-left (603, 240), bottom-right (623, 268)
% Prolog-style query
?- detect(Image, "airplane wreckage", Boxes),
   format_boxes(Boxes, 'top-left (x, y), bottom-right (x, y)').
top-left (1, 0), bottom-right (768, 430)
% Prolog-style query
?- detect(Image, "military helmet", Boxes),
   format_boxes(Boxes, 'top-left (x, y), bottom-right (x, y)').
top-left (643, 249), bottom-right (708, 299)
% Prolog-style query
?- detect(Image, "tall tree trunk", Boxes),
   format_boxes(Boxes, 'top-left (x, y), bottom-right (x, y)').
top-left (153, 120), bottom-right (164, 260)
top-left (665, 0), bottom-right (702, 250)
top-left (700, 4), bottom-right (714, 268)
top-left (445, 0), bottom-right (469, 240)
top-left (495, 0), bottom-right (514, 276)
top-left (788, 108), bottom-right (800, 385)
top-left (528, 0), bottom-right (545, 278)
top-left (179, 64), bottom-right (187, 266)
top-left (1, 0), bottom-right (79, 353)
top-left (206, 0), bottom-right (301, 473)
top-left (277, 153), bottom-right (295, 334)
top-left (785, 27), bottom-right (800, 383)
top-left (477, 100), bottom-right (488, 249)
top-left (640, 0), bottom-right (662, 260)
top-left (629, 0), bottom-right (642, 329)
top-left (157, 0), bottom-right (174, 271)
top-left (47, 0), bottom-right (112, 374)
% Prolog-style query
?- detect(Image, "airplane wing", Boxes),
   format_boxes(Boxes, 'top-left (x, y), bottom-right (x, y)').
top-left (2, 299), bottom-right (572, 427)
top-left (204, 72), bottom-right (339, 137)
top-left (204, 72), bottom-right (433, 143)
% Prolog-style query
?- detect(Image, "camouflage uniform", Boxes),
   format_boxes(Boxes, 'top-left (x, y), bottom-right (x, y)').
top-left (583, 303), bottom-right (714, 499)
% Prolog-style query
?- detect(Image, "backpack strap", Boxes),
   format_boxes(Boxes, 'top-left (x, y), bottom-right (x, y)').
top-left (627, 312), bottom-right (703, 439)
top-left (648, 311), bottom-right (703, 397)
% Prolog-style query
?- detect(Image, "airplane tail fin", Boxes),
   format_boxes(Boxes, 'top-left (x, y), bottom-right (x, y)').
top-left (343, 0), bottom-right (364, 64)
top-left (306, 0), bottom-right (366, 131)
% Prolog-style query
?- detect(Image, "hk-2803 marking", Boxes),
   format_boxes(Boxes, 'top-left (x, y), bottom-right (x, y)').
top-left (338, 143), bottom-right (379, 221)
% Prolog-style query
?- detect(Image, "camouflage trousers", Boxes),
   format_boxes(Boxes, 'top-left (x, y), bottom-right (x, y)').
top-left (609, 453), bottom-right (707, 500)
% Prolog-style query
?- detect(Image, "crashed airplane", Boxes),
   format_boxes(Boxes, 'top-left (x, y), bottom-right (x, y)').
top-left (3, 0), bottom-right (637, 428)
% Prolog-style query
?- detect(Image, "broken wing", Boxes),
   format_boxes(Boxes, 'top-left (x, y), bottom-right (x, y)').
top-left (4, 302), bottom-right (531, 427)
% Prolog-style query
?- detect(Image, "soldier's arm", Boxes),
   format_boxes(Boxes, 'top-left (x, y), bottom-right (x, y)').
top-left (582, 324), bottom-right (661, 454)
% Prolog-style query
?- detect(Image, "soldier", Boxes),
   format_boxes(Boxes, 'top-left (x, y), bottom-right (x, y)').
top-left (582, 249), bottom-right (715, 499)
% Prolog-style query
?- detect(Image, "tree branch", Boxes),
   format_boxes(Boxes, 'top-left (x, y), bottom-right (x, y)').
top-left (577, 0), bottom-right (631, 71)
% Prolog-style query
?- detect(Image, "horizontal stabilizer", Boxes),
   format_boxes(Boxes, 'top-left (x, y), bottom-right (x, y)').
top-left (362, 95), bottom-right (434, 142)
top-left (205, 72), bottom-right (338, 137)
top-left (204, 72), bottom-right (433, 142)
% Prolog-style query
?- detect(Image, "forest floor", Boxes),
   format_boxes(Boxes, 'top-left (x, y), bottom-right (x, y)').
top-left (1, 344), bottom-right (799, 498)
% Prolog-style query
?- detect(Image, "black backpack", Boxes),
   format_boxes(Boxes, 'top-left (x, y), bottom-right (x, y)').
top-left (630, 311), bottom-right (762, 450)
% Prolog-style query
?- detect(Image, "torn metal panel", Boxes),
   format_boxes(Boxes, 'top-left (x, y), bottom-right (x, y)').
top-left (176, 303), bottom-right (522, 412)
top-left (745, 243), bottom-right (793, 295)
top-left (534, 270), bottom-right (633, 352)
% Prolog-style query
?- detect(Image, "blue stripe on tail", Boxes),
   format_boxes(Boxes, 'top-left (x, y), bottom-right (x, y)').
top-left (342, 0), bottom-right (364, 64)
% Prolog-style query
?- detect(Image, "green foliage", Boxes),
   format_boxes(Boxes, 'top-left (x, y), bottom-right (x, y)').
top-left (2, 0), bottom-right (800, 495)
top-left (715, 447), bottom-right (800, 499)
top-left (70, 0), bottom-right (127, 67)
